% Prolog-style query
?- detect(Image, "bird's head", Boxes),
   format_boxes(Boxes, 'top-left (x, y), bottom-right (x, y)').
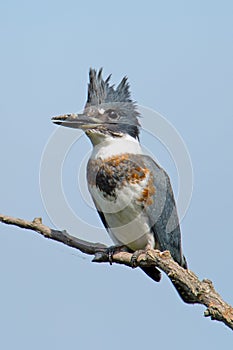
top-left (52, 68), bottom-right (141, 144)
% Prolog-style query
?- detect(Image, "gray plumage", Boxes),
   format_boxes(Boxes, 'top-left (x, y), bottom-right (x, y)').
top-left (141, 155), bottom-right (187, 268)
top-left (84, 68), bottom-right (140, 139)
top-left (86, 68), bottom-right (132, 106)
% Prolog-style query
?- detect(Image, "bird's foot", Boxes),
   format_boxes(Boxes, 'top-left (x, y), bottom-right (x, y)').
top-left (130, 249), bottom-right (147, 268)
top-left (106, 245), bottom-right (129, 265)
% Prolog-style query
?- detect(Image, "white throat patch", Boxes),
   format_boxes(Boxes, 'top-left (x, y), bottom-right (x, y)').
top-left (90, 134), bottom-right (142, 160)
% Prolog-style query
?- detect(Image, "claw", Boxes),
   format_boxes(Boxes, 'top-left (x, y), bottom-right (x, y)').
top-left (106, 245), bottom-right (129, 265)
top-left (130, 249), bottom-right (145, 268)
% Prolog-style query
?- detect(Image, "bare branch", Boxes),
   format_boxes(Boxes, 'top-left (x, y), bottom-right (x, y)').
top-left (1, 213), bottom-right (233, 331)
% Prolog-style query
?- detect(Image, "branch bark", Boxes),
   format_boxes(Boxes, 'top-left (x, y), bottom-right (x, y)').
top-left (1, 213), bottom-right (233, 331)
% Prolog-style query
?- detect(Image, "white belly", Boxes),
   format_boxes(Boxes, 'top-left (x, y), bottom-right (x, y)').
top-left (89, 181), bottom-right (155, 251)
top-left (87, 134), bottom-right (156, 251)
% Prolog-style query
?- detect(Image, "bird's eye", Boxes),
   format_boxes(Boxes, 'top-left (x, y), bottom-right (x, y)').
top-left (107, 110), bottom-right (119, 120)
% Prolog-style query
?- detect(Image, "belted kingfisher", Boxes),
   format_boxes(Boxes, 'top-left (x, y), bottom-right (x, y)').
top-left (52, 68), bottom-right (187, 283)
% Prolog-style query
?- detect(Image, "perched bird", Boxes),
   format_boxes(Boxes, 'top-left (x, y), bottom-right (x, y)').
top-left (52, 68), bottom-right (187, 284)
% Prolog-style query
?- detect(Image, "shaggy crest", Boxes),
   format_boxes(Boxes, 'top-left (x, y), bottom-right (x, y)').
top-left (85, 68), bottom-right (133, 107)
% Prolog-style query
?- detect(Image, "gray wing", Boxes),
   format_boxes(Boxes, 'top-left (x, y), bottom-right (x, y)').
top-left (142, 155), bottom-right (187, 268)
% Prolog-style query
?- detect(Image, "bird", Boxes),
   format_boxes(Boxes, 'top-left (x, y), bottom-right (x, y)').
top-left (52, 68), bottom-right (187, 284)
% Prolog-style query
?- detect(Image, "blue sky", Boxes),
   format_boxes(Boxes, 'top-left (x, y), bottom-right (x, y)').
top-left (1, 1), bottom-right (233, 348)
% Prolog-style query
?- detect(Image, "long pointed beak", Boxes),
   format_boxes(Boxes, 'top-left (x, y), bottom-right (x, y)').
top-left (51, 113), bottom-right (101, 129)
